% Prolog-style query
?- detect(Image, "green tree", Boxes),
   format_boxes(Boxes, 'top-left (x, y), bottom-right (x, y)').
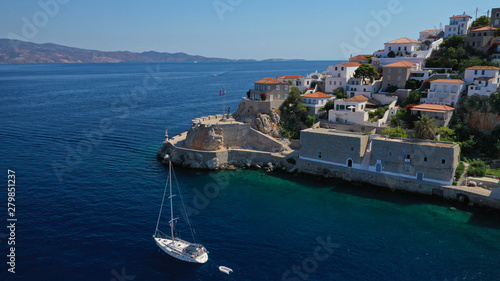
top-left (438, 126), bottom-right (455, 142)
top-left (414, 115), bottom-right (437, 140)
top-left (382, 126), bottom-right (408, 138)
top-left (279, 87), bottom-right (308, 139)
top-left (471, 15), bottom-right (490, 29)
top-left (333, 87), bottom-right (347, 99)
top-left (440, 35), bottom-right (465, 49)
top-left (353, 63), bottom-right (379, 83)
top-left (305, 115), bottom-right (317, 127)
top-left (388, 51), bottom-right (396, 58)
top-left (467, 158), bottom-right (488, 177)
top-left (402, 90), bottom-right (421, 107)
top-left (385, 85), bottom-right (398, 92)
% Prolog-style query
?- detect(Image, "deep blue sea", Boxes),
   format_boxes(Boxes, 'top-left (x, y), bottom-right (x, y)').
top-left (1, 61), bottom-right (500, 281)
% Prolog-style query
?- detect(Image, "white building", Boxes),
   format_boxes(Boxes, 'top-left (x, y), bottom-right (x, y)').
top-left (468, 77), bottom-right (500, 97)
top-left (464, 66), bottom-right (500, 84)
top-left (423, 79), bottom-right (465, 106)
top-left (324, 62), bottom-right (361, 93)
top-left (298, 71), bottom-right (324, 91)
top-left (345, 79), bottom-right (382, 99)
top-left (419, 29), bottom-right (441, 42)
top-left (328, 95), bottom-right (398, 127)
top-left (444, 14), bottom-right (472, 38)
top-left (372, 37), bottom-right (443, 67)
top-left (301, 92), bottom-right (335, 115)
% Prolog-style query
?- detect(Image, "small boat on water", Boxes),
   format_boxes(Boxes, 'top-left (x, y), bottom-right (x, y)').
top-left (153, 160), bottom-right (208, 263)
top-left (219, 266), bottom-right (233, 275)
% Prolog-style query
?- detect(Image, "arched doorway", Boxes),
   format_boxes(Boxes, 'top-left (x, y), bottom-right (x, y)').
top-left (347, 159), bottom-right (353, 168)
top-left (376, 163), bottom-right (382, 172)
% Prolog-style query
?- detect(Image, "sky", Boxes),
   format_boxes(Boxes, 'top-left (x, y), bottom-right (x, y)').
top-left (0, 0), bottom-right (498, 60)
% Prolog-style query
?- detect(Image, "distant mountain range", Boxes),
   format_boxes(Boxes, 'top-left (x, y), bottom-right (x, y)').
top-left (0, 39), bottom-right (304, 64)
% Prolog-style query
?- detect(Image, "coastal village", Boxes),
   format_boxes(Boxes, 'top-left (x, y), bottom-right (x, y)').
top-left (159, 9), bottom-right (500, 209)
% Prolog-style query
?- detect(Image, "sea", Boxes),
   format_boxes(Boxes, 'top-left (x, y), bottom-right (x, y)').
top-left (1, 61), bottom-right (499, 281)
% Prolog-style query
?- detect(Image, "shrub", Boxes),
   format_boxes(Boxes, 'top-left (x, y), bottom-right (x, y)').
top-left (455, 162), bottom-right (465, 180)
top-left (305, 115), bottom-right (317, 128)
top-left (388, 51), bottom-right (396, 58)
top-left (385, 85), bottom-right (398, 92)
top-left (467, 159), bottom-right (488, 177)
top-left (260, 92), bottom-right (267, 101)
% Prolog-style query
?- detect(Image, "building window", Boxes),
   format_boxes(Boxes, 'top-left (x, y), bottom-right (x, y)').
top-left (341, 67), bottom-right (344, 71)
top-left (424, 157), bottom-right (427, 162)
top-left (441, 159), bottom-right (446, 164)
top-left (284, 85), bottom-right (289, 91)
top-left (268, 86), bottom-right (271, 90)
top-left (389, 47), bottom-right (392, 51)
top-left (481, 70), bottom-right (485, 75)
top-left (405, 165), bottom-right (411, 173)
top-left (318, 151), bottom-right (322, 159)
top-left (335, 67), bottom-right (338, 71)
top-left (350, 146), bottom-right (354, 152)
top-left (388, 152), bottom-right (393, 158)
top-left (334, 81), bottom-right (337, 85)
top-left (276, 85), bottom-right (280, 90)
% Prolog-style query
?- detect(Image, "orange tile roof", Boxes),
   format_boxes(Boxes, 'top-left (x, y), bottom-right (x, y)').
top-left (471, 26), bottom-right (498, 32)
top-left (466, 66), bottom-right (500, 70)
top-left (344, 95), bottom-right (369, 102)
top-left (385, 37), bottom-right (421, 44)
top-left (302, 92), bottom-right (334, 99)
top-left (411, 103), bottom-right (455, 113)
top-left (450, 15), bottom-right (471, 18)
top-left (420, 29), bottom-right (439, 33)
top-left (255, 77), bottom-right (286, 84)
top-left (475, 77), bottom-right (495, 81)
top-left (431, 79), bottom-right (465, 84)
top-left (278, 75), bottom-right (304, 79)
top-left (383, 61), bottom-right (416, 68)
top-left (340, 62), bottom-right (361, 67)
top-left (350, 55), bottom-right (370, 60)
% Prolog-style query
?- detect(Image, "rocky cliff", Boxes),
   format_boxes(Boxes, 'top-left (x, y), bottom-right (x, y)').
top-left (464, 110), bottom-right (500, 132)
top-left (234, 101), bottom-right (282, 138)
top-left (184, 126), bottom-right (224, 151)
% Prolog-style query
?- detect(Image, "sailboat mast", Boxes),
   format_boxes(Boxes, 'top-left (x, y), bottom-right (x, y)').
top-left (169, 162), bottom-right (175, 241)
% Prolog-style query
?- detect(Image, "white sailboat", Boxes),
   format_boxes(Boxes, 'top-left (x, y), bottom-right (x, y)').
top-left (153, 161), bottom-right (208, 263)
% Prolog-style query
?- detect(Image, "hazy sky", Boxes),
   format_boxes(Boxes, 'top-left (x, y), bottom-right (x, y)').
top-left (0, 0), bottom-right (497, 60)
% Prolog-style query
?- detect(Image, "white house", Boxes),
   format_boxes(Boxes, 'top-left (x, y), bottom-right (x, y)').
top-left (328, 95), bottom-right (398, 127)
top-left (468, 77), bottom-right (500, 97)
top-left (423, 79), bottom-right (465, 106)
top-left (345, 78), bottom-right (382, 99)
top-left (372, 37), bottom-right (443, 67)
top-left (464, 66), bottom-right (500, 84)
top-left (444, 14), bottom-right (472, 38)
top-left (324, 62), bottom-right (360, 93)
top-left (301, 92), bottom-right (335, 115)
top-left (298, 71), bottom-right (324, 91)
top-left (419, 29), bottom-right (441, 42)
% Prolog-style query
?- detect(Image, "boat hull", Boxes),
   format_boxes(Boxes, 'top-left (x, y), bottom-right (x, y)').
top-left (154, 236), bottom-right (208, 264)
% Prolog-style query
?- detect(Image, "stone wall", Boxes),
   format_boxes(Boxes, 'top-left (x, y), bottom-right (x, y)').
top-left (235, 97), bottom-right (285, 117)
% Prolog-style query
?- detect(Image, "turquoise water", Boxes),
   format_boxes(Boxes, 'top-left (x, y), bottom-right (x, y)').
top-left (0, 62), bottom-right (499, 280)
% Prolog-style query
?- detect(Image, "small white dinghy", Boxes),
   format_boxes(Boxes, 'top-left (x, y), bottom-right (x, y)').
top-left (219, 266), bottom-right (233, 275)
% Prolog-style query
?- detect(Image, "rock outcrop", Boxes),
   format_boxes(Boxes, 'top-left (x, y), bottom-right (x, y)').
top-left (185, 126), bottom-right (224, 151)
top-left (464, 110), bottom-right (500, 132)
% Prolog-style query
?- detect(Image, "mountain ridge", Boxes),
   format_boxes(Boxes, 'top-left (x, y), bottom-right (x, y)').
top-left (0, 39), bottom-right (305, 64)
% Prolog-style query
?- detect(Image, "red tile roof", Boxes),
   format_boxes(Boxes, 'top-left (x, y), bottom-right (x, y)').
top-left (302, 92), bottom-right (334, 99)
top-left (471, 26), bottom-right (498, 32)
top-left (411, 103), bottom-right (455, 113)
top-left (385, 37), bottom-right (421, 44)
top-left (466, 66), bottom-right (500, 70)
top-left (340, 62), bottom-right (361, 67)
top-left (420, 29), bottom-right (439, 33)
top-left (278, 75), bottom-right (304, 79)
top-left (350, 55), bottom-right (370, 60)
top-left (450, 15), bottom-right (471, 18)
top-left (384, 61), bottom-right (416, 67)
top-left (255, 77), bottom-right (287, 84)
top-left (344, 95), bottom-right (369, 102)
top-left (431, 79), bottom-right (465, 84)
top-left (475, 77), bottom-right (495, 81)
